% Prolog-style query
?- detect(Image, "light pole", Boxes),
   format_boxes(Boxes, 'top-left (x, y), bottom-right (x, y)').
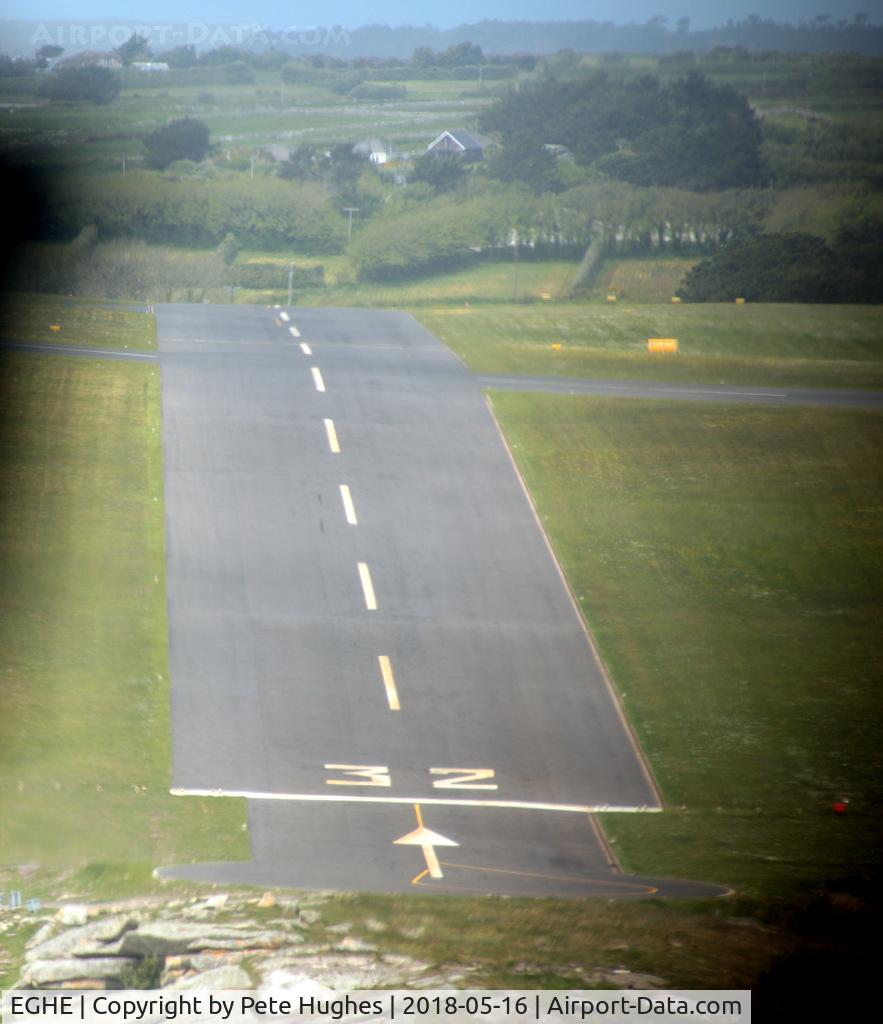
top-left (343, 207), bottom-right (359, 242)
top-left (287, 262), bottom-right (294, 307)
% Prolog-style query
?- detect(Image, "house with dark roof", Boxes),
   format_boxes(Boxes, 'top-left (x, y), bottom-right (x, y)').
top-left (425, 128), bottom-right (492, 162)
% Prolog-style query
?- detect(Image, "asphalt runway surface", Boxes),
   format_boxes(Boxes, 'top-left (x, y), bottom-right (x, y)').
top-left (150, 304), bottom-right (733, 898)
top-left (5, 338), bottom-right (882, 409)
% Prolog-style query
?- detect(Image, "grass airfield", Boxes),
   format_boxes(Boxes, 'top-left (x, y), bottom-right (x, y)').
top-left (0, 293), bottom-right (881, 994)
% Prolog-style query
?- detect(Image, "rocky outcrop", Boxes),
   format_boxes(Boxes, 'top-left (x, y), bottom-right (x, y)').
top-left (12, 893), bottom-right (446, 992)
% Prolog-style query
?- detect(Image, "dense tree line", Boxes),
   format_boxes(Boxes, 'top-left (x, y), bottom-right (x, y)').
top-left (481, 70), bottom-right (764, 192)
top-left (344, 179), bottom-right (767, 283)
top-left (678, 223), bottom-right (883, 303)
top-left (42, 174), bottom-right (346, 252)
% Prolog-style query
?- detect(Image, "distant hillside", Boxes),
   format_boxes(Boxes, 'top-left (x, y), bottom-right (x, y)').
top-left (2, 14), bottom-right (883, 60)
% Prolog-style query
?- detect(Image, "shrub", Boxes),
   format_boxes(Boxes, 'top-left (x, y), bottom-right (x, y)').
top-left (41, 66), bottom-right (121, 104)
top-left (143, 118), bottom-right (210, 170)
top-left (677, 233), bottom-right (843, 302)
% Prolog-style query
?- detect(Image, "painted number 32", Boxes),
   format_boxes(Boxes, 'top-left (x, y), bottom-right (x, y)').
top-left (324, 765), bottom-right (498, 790)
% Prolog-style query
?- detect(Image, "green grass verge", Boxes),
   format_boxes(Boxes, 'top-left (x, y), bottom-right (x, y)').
top-left (416, 303), bottom-right (883, 389)
top-left (0, 295), bottom-right (157, 351)
top-left (0, 351), bottom-right (247, 871)
top-left (489, 392), bottom-right (883, 900)
top-left (292, 259), bottom-right (580, 306)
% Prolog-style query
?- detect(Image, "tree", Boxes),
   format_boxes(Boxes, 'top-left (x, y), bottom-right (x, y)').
top-left (485, 135), bottom-right (562, 193)
top-left (677, 234), bottom-right (842, 302)
top-left (411, 47), bottom-right (435, 67)
top-left (834, 216), bottom-right (883, 302)
top-left (115, 32), bottom-right (152, 66)
top-left (41, 65), bottom-right (121, 104)
top-left (480, 70), bottom-right (764, 192)
top-left (35, 44), bottom-right (63, 69)
top-left (411, 153), bottom-right (467, 194)
top-left (278, 144), bottom-right (371, 205)
top-left (439, 41), bottom-right (483, 67)
top-left (143, 118), bottom-right (210, 169)
top-left (157, 45), bottom-right (197, 68)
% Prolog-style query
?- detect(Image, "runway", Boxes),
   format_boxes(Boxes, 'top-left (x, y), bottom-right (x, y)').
top-left (152, 305), bottom-right (728, 898)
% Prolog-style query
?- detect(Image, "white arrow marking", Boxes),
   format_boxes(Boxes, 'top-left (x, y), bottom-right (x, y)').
top-left (394, 824), bottom-right (459, 879)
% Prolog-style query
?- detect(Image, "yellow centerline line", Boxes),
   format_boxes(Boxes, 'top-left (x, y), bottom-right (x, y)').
top-left (378, 655), bottom-right (401, 710)
top-left (323, 418), bottom-right (340, 453)
top-left (340, 484), bottom-right (358, 525)
top-left (357, 561), bottom-right (378, 610)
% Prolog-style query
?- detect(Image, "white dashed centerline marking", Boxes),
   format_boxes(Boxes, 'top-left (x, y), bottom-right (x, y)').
top-left (378, 655), bottom-right (401, 710)
top-left (280, 311), bottom-right (290, 322)
top-left (311, 367), bottom-right (326, 392)
top-left (289, 326), bottom-right (301, 338)
top-left (339, 484), bottom-right (358, 525)
top-left (357, 562), bottom-right (378, 610)
top-left (300, 342), bottom-right (312, 355)
top-left (323, 419), bottom-right (340, 453)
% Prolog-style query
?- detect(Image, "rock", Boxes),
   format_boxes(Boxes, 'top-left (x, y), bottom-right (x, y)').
top-left (257, 893), bottom-right (276, 909)
top-left (25, 922), bottom-right (58, 950)
top-left (326, 923), bottom-right (351, 935)
top-left (22, 957), bottom-right (138, 987)
top-left (598, 969), bottom-right (666, 990)
top-left (204, 895), bottom-right (228, 910)
top-left (398, 925), bottom-right (425, 940)
top-left (258, 971), bottom-right (334, 997)
top-left (335, 937), bottom-right (376, 953)
top-left (117, 922), bottom-right (290, 957)
top-left (166, 966), bottom-right (253, 990)
top-left (297, 910), bottom-right (321, 926)
top-left (255, 953), bottom-right (428, 990)
top-left (26, 916), bottom-right (139, 962)
top-left (363, 919), bottom-right (388, 933)
top-left (55, 906), bottom-right (90, 927)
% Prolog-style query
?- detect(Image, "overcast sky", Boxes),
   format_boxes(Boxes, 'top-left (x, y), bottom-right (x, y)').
top-left (5, 1), bottom-right (883, 30)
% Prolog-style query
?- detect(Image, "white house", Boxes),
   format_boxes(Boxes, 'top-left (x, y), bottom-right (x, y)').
top-left (352, 138), bottom-right (389, 165)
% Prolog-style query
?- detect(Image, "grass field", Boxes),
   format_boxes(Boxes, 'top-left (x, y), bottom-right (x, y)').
top-left (489, 392), bottom-right (883, 899)
top-left (0, 328), bottom-right (246, 874)
top-left (0, 295), bottom-right (157, 350)
top-left (417, 302), bottom-right (883, 389)
top-left (598, 257), bottom-right (696, 303)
